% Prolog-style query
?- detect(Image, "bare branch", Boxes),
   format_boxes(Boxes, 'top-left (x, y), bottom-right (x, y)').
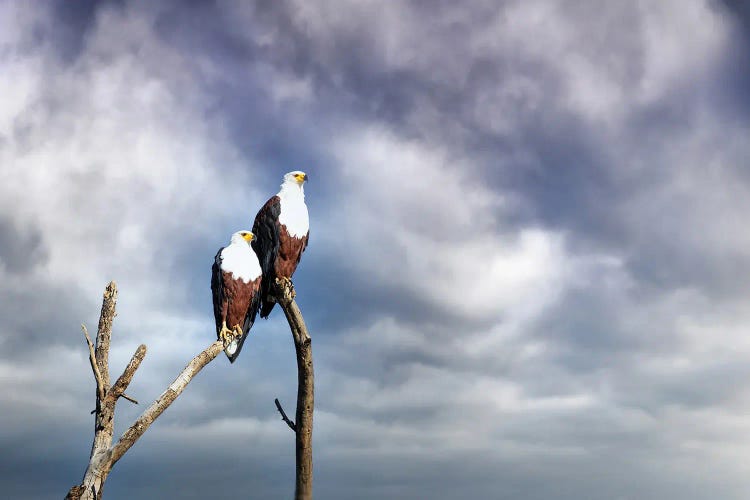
top-left (69, 333), bottom-right (224, 499)
top-left (82, 325), bottom-right (105, 402)
top-left (274, 279), bottom-right (314, 500)
top-left (94, 281), bottom-right (117, 391)
top-left (69, 277), bottom-right (316, 500)
top-left (68, 283), bottom-right (120, 500)
top-left (120, 394), bottom-right (138, 405)
top-left (109, 340), bottom-right (224, 466)
top-left (107, 344), bottom-right (147, 403)
top-left (274, 398), bottom-right (297, 432)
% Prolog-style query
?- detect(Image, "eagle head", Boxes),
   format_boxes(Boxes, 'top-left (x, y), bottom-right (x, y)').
top-left (230, 230), bottom-right (255, 245)
top-left (284, 171), bottom-right (308, 186)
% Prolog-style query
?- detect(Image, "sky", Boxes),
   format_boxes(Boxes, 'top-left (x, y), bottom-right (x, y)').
top-left (1, 0), bottom-right (750, 498)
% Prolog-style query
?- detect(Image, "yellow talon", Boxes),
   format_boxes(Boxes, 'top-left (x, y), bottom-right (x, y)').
top-left (219, 321), bottom-right (234, 346)
top-left (275, 277), bottom-right (296, 299)
top-left (232, 325), bottom-right (243, 340)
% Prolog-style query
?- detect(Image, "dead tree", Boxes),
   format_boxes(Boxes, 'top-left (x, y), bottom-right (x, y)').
top-left (272, 279), bottom-right (314, 500)
top-left (66, 280), bottom-right (314, 499)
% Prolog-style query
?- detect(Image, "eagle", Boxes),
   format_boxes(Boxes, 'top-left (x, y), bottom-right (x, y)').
top-left (252, 171), bottom-right (309, 318)
top-left (211, 230), bottom-right (262, 362)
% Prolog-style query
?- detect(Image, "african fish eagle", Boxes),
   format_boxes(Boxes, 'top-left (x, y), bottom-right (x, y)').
top-left (211, 230), bottom-right (262, 362)
top-left (252, 171), bottom-right (309, 318)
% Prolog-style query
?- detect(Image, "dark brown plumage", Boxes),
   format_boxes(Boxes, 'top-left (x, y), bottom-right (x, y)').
top-left (251, 172), bottom-right (309, 318)
top-left (211, 230), bottom-right (262, 363)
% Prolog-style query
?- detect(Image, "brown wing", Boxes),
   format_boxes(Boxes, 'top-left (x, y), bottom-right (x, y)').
top-left (251, 196), bottom-right (281, 319)
top-left (274, 226), bottom-right (308, 278)
top-left (227, 275), bottom-right (262, 363)
top-left (223, 274), bottom-right (262, 363)
top-left (222, 272), bottom-right (256, 334)
top-left (211, 248), bottom-right (227, 334)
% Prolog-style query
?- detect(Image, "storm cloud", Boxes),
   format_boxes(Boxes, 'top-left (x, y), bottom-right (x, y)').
top-left (1, 1), bottom-right (750, 498)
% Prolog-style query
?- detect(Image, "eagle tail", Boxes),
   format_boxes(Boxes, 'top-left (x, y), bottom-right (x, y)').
top-left (224, 333), bottom-right (248, 363)
top-left (259, 299), bottom-right (275, 319)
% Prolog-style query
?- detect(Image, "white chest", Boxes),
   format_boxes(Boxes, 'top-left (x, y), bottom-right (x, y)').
top-left (220, 244), bottom-right (261, 283)
top-left (278, 194), bottom-right (309, 238)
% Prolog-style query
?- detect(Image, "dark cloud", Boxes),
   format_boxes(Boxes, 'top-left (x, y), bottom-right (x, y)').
top-left (48, 0), bottom-right (101, 62)
top-left (0, 281), bottom-right (94, 356)
top-left (0, 215), bottom-right (48, 274)
top-left (2, 1), bottom-right (750, 499)
top-left (709, 1), bottom-right (750, 127)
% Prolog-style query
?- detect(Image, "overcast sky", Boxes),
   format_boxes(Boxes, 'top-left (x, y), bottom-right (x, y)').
top-left (2, 1), bottom-right (750, 498)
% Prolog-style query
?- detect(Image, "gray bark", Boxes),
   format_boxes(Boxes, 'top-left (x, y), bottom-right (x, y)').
top-left (66, 282), bottom-right (222, 499)
top-left (274, 279), bottom-right (314, 500)
top-left (67, 279), bottom-right (315, 499)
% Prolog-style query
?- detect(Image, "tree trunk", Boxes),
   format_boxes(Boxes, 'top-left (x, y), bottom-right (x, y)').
top-left (276, 280), bottom-right (314, 500)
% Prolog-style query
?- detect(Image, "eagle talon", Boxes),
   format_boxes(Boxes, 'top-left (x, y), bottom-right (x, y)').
top-left (218, 322), bottom-right (234, 347)
top-left (275, 276), bottom-right (296, 298)
top-left (212, 230), bottom-right (263, 362)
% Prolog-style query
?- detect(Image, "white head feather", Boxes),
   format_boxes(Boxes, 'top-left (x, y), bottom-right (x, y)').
top-left (278, 171), bottom-right (309, 238)
top-left (220, 230), bottom-right (262, 283)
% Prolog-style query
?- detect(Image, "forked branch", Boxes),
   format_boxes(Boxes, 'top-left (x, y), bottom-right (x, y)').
top-left (275, 398), bottom-right (297, 432)
top-left (109, 340), bottom-right (223, 465)
top-left (82, 325), bottom-right (105, 402)
top-left (66, 282), bottom-right (223, 500)
top-left (67, 279), bottom-right (315, 500)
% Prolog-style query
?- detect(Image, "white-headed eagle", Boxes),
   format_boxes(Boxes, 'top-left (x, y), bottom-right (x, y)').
top-left (211, 230), bottom-right (262, 362)
top-left (252, 171), bottom-right (309, 318)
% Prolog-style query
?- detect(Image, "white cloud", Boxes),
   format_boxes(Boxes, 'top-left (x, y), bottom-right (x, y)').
top-left (0, 1), bottom-right (264, 458)
top-left (328, 127), bottom-right (570, 322)
top-left (0, 2), bottom-right (260, 345)
top-left (3, 1), bottom-right (750, 498)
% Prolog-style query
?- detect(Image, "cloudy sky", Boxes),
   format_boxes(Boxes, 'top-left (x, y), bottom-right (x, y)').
top-left (2, 0), bottom-right (750, 498)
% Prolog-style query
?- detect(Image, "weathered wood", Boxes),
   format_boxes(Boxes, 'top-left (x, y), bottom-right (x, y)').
top-left (275, 279), bottom-right (314, 500)
top-left (94, 282), bottom-right (117, 390)
top-left (109, 340), bottom-right (223, 465)
top-left (70, 282), bottom-right (119, 500)
top-left (275, 398), bottom-right (297, 432)
top-left (66, 283), bottom-right (224, 499)
top-left (81, 325), bottom-right (105, 402)
top-left (108, 344), bottom-right (147, 403)
top-left (120, 393), bottom-right (139, 405)
top-left (68, 278), bottom-right (316, 499)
